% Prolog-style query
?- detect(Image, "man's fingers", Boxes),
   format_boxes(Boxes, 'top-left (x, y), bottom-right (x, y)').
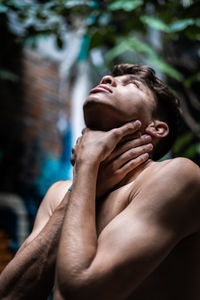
top-left (117, 131), bottom-right (141, 146)
top-left (107, 134), bottom-right (152, 163)
top-left (112, 143), bottom-right (153, 169)
top-left (116, 153), bottom-right (149, 177)
top-left (120, 120), bottom-right (141, 136)
top-left (112, 120), bottom-right (141, 141)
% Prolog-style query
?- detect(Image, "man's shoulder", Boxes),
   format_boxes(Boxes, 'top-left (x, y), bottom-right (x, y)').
top-left (159, 157), bottom-right (200, 186)
top-left (165, 156), bottom-right (199, 171)
top-left (135, 157), bottom-right (200, 204)
top-left (42, 180), bottom-right (72, 215)
top-left (132, 157), bottom-right (200, 235)
top-left (49, 180), bottom-right (72, 193)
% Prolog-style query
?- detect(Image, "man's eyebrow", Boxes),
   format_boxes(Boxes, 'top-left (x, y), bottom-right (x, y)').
top-left (126, 75), bottom-right (141, 81)
top-left (122, 75), bottom-right (143, 87)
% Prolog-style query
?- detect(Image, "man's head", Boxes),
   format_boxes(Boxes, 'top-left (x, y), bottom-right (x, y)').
top-left (83, 63), bottom-right (181, 160)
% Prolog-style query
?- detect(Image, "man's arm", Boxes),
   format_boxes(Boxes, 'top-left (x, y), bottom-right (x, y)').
top-left (0, 180), bottom-right (72, 300)
top-left (0, 121), bottom-right (151, 299)
top-left (0, 131), bottom-right (151, 300)
top-left (54, 129), bottom-right (200, 300)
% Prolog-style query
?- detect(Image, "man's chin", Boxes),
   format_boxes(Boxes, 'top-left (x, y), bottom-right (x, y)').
top-left (84, 110), bottom-right (131, 131)
top-left (84, 112), bottom-right (117, 131)
top-left (83, 100), bottom-right (113, 131)
top-left (83, 97), bottom-right (135, 131)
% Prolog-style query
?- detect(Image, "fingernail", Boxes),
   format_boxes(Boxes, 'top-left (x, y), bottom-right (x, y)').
top-left (147, 143), bottom-right (153, 150)
top-left (143, 153), bottom-right (149, 159)
top-left (133, 120), bottom-right (141, 127)
top-left (144, 135), bottom-right (151, 142)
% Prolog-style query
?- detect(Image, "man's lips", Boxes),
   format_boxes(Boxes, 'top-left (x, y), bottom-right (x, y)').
top-left (89, 84), bottom-right (112, 94)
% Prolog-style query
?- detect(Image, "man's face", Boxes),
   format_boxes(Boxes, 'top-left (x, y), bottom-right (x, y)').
top-left (83, 74), bottom-right (156, 131)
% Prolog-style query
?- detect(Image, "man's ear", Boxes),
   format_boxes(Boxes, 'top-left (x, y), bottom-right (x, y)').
top-left (145, 120), bottom-right (169, 139)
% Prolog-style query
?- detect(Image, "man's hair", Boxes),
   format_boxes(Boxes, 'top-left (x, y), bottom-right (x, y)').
top-left (111, 64), bottom-right (181, 160)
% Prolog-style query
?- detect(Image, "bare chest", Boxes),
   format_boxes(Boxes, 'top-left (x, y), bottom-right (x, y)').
top-left (96, 186), bottom-right (200, 300)
top-left (96, 184), bottom-right (132, 236)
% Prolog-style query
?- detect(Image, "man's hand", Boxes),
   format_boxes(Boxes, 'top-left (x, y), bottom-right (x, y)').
top-left (71, 121), bottom-right (145, 165)
top-left (96, 133), bottom-right (152, 198)
top-left (71, 121), bottom-right (153, 198)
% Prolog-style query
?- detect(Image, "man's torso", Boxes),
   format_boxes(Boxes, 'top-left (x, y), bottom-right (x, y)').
top-left (57, 159), bottom-right (199, 299)
top-left (95, 159), bottom-right (200, 300)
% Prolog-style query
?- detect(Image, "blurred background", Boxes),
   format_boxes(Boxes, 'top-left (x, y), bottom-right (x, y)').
top-left (0, 0), bottom-right (199, 272)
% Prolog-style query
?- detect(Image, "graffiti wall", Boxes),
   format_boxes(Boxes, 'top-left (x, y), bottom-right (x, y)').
top-left (0, 48), bottom-right (74, 269)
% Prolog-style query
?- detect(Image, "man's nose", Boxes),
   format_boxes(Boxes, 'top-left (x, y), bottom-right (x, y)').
top-left (100, 75), bottom-right (116, 86)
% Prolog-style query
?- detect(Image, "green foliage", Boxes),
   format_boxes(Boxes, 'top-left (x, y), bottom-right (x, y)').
top-left (141, 17), bottom-right (200, 33)
top-left (173, 130), bottom-right (200, 160)
top-left (141, 16), bottom-right (170, 33)
top-left (150, 57), bottom-right (183, 81)
top-left (169, 19), bottom-right (195, 32)
top-left (108, 0), bottom-right (143, 12)
top-left (185, 72), bottom-right (200, 87)
top-left (106, 36), bottom-right (183, 80)
top-left (1, 0), bottom-right (199, 85)
top-left (173, 131), bottom-right (194, 154)
top-left (1, 0), bottom-right (199, 82)
top-left (1, 0), bottom-right (200, 164)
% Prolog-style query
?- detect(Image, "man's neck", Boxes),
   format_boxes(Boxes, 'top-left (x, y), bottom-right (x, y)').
top-left (116, 159), bottom-right (156, 189)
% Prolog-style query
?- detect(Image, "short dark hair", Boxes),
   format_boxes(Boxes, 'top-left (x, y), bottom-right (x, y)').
top-left (111, 64), bottom-right (181, 160)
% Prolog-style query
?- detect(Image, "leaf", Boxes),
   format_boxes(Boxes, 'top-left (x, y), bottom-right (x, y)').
top-left (141, 16), bottom-right (170, 32)
top-left (105, 41), bottom-right (131, 61)
top-left (106, 36), bottom-right (183, 81)
top-left (183, 143), bottom-right (200, 159)
top-left (108, 0), bottom-right (143, 12)
top-left (105, 36), bottom-right (155, 61)
top-left (185, 72), bottom-right (200, 87)
top-left (173, 131), bottom-right (194, 153)
top-left (127, 36), bottom-right (155, 55)
top-left (64, 0), bottom-right (93, 8)
top-left (150, 56), bottom-right (183, 81)
top-left (169, 19), bottom-right (194, 32)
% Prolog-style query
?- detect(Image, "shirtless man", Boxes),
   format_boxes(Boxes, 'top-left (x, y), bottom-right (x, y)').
top-left (53, 64), bottom-right (200, 300)
top-left (0, 66), bottom-right (153, 300)
top-left (1, 64), bottom-right (200, 300)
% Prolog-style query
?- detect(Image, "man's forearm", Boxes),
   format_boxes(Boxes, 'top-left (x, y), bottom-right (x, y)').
top-left (55, 161), bottom-right (99, 297)
top-left (0, 193), bottom-right (69, 300)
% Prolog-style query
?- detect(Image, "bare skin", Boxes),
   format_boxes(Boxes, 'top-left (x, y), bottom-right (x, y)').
top-left (54, 127), bottom-right (200, 300)
top-left (1, 72), bottom-right (199, 299)
top-left (54, 74), bottom-right (200, 300)
top-left (0, 123), bottom-right (151, 299)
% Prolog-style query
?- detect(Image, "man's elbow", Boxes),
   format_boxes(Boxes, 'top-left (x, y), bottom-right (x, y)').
top-left (54, 271), bottom-right (101, 300)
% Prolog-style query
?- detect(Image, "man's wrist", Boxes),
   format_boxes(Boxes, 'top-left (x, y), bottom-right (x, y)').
top-left (74, 158), bottom-right (99, 181)
top-left (76, 155), bottom-right (100, 168)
